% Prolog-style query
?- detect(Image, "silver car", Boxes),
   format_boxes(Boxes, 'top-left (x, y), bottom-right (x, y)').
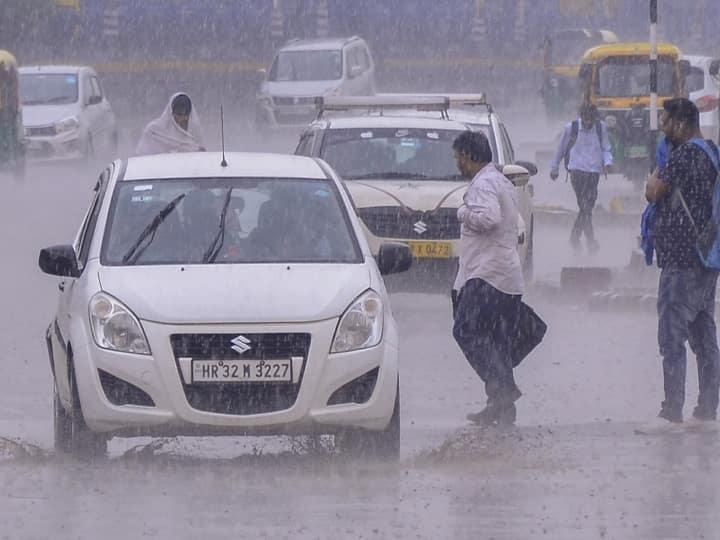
top-left (20, 65), bottom-right (117, 162)
top-left (255, 36), bottom-right (376, 129)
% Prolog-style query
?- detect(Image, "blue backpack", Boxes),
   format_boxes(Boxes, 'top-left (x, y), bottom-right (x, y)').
top-left (675, 138), bottom-right (720, 270)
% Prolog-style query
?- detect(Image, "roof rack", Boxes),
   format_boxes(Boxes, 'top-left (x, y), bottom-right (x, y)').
top-left (377, 93), bottom-right (492, 112)
top-left (315, 95), bottom-right (452, 119)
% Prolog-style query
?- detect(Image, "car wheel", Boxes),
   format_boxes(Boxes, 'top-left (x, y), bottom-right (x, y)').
top-left (522, 216), bottom-right (534, 285)
top-left (59, 360), bottom-right (108, 460)
top-left (335, 381), bottom-right (400, 460)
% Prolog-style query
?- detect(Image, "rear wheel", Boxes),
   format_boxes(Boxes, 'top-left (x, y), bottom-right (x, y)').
top-left (54, 361), bottom-right (108, 460)
top-left (335, 381), bottom-right (400, 460)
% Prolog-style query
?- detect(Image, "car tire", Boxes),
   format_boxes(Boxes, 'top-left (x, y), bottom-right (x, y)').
top-left (55, 359), bottom-right (108, 460)
top-left (522, 216), bottom-right (534, 285)
top-left (12, 156), bottom-right (25, 182)
top-left (335, 381), bottom-right (400, 460)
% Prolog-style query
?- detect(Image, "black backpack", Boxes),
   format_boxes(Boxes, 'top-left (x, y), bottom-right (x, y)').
top-left (564, 120), bottom-right (603, 171)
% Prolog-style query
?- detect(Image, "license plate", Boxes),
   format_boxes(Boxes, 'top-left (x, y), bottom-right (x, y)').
top-left (407, 241), bottom-right (451, 258)
top-left (628, 145), bottom-right (649, 159)
top-left (192, 359), bottom-right (292, 383)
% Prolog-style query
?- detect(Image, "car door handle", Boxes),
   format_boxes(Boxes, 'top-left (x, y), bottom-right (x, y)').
top-left (58, 282), bottom-right (65, 292)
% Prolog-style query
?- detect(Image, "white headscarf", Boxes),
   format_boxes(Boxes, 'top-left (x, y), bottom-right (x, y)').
top-left (135, 92), bottom-right (206, 155)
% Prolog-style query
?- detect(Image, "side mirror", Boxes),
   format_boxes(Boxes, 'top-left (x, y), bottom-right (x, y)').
top-left (515, 160), bottom-right (538, 176)
top-left (255, 68), bottom-right (267, 83)
top-left (502, 164), bottom-right (530, 187)
top-left (710, 59), bottom-right (720, 77)
top-left (39, 245), bottom-right (80, 278)
top-left (376, 242), bottom-right (412, 275)
top-left (87, 95), bottom-right (102, 106)
top-left (578, 64), bottom-right (592, 82)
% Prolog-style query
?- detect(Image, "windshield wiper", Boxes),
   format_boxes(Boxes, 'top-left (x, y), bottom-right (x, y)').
top-left (203, 188), bottom-right (234, 263)
top-left (348, 172), bottom-right (430, 180)
top-left (121, 193), bottom-right (186, 265)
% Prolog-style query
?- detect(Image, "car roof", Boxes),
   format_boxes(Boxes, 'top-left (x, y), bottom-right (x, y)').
top-left (683, 54), bottom-right (714, 67)
top-left (123, 152), bottom-right (328, 181)
top-left (311, 114), bottom-right (473, 131)
top-left (280, 37), bottom-right (362, 52)
top-left (19, 65), bottom-right (86, 75)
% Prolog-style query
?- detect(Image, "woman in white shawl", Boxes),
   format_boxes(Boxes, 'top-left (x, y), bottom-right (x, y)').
top-left (135, 93), bottom-right (206, 155)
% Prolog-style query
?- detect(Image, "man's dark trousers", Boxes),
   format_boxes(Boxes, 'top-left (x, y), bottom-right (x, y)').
top-left (570, 170), bottom-right (600, 244)
top-left (452, 278), bottom-right (521, 404)
top-left (658, 267), bottom-right (720, 421)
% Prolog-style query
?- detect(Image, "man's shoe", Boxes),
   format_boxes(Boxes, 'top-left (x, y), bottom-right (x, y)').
top-left (634, 416), bottom-right (684, 436)
top-left (467, 402), bottom-right (516, 427)
top-left (587, 239), bottom-right (600, 254)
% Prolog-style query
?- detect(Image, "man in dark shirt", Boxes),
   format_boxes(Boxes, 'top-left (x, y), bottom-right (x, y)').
top-left (644, 98), bottom-right (720, 434)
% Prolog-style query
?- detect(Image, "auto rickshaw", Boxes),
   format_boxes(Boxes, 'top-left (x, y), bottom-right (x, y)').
top-left (0, 50), bottom-right (25, 180)
top-left (579, 43), bottom-right (689, 189)
top-left (539, 28), bottom-right (619, 120)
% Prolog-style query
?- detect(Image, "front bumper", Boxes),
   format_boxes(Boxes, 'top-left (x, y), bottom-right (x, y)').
top-left (71, 317), bottom-right (398, 437)
top-left (24, 131), bottom-right (84, 161)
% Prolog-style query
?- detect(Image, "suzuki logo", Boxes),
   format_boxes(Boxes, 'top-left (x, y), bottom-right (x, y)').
top-left (413, 220), bottom-right (428, 235)
top-left (230, 335), bottom-right (252, 355)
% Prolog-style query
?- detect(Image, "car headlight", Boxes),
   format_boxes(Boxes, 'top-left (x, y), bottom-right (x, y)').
top-left (89, 292), bottom-right (151, 355)
top-left (604, 115), bottom-right (617, 128)
top-left (331, 290), bottom-right (384, 353)
top-left (55, 116), bottom-right (80, 134)
top-left (257, 94), bottom-right (273, 106)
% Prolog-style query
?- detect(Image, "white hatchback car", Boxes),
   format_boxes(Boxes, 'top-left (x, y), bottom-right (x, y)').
top-left (685, 55), bottom-right (720, 142)
top-left (20, 65), bottom-right (117, 162)
top-left (255, 36), bottom-right (376, 129)
top-left (39, 152), bottom-right (411, 459)
top-left (295, 95), bottom-right (537, 280)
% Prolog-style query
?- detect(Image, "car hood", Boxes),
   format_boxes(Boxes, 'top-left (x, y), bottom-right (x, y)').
top-left (266, 80), bottom-right (340, 98)
top-left (345, 180), bottom-right (469, 211)
top-left (22, 104), bottom-right (79, 127)
top-left (97, 263), bottom-right (371, 324)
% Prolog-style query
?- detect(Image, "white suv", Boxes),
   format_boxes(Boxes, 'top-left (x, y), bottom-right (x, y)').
top-left (255, 36), bottom-right (376, 129)
top-left (295, 95), bottom-right (537, 280)
top-left (39, 152), bottom-right (411, 459)
top-left (20, 65), bottom-right (117, 162)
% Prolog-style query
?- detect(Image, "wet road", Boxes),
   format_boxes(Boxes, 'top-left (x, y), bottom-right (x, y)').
top-left (0, 117), bottom-right (719, 539)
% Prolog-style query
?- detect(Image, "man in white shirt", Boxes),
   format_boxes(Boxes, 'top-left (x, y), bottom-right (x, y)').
top-left (550, 103), bottom-right (613, 252)
top-left (451, 131), bottom-right (524, 426)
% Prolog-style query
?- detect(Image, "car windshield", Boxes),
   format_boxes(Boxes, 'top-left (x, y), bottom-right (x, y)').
top-left (20, 73), bottom-right (79, 105)
top-left (269, 50), bottom-right (343, 82)
top-left (320, 127), bottom-right (492, 180)
top-left (597, 56), bottom-right (677, 97)
top-left (102, 177), bottom-right (362, 266)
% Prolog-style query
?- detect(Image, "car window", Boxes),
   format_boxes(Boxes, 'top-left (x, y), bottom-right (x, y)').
top-left (686, 66), bottom-right (706, 94)
top-left (320, 127), bottom-right (492, 180)
top-left (359, 47), bottom-right (371, 70)
top-left (90, 76), bottom-right (103, 100)
top-left (269, 50), bottom-right (343, 82)
top-left (295, 132), bottom-right (314, 156)
top-left (102, 177), bottom-right (362, 266)
top-left (597, 57), bottom-right (677, 97)
top-left (19, 73), bottom-right (79, 105)
top-left (75, 167), bottom-right (112, 270)
top-left (499, 124), bottom-right (515, 163)
top-left (347, 47), bottom-right (363, 74)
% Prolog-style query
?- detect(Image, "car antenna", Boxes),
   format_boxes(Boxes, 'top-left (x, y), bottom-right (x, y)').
top-left (220, 105), bottom-right (228, 167)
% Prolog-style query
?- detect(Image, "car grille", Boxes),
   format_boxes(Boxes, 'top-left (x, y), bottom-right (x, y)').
top-left (26, 125), bottom-right (56, 137)
top-left (170, 333), bottom-right (311, 415)
top-left (273, 96), bottom-right (316, 106)
top-left (357, 206), bottom-right (461, 240)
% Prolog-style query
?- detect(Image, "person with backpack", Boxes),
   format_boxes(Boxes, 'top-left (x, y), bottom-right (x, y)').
top-left (642, 97), bottom-right (720, 434)
top-left (550, 103), bottom-right (613, 252)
